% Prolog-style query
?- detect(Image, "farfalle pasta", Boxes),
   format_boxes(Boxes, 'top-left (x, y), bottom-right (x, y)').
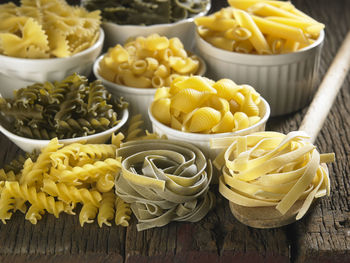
top-left (151, 76), bottom-right (262, 134)
top-left (211, 131), bottom-right (334, 220)
top-left (0, 73), bottom-right (127, 140)
top-left (114, 139), bottom-right (215, 231)
top-left (82, 0), bottom-right (210, 25)
top-left (0, 0), bottom-right (101, 58)
top-left (98, 34), bottom-right (201, 89)
top-left (195, 0), bottom-right (324, 54)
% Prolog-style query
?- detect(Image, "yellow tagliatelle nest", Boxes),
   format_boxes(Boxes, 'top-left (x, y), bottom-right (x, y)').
top-left (194, 0), bottom-right (325, 54)
top-left (0, 0), bottom-right (101, 58)
top-left (151, 76), bottom-right (262, 134)
top-left (211, 131), bottom-right (335, 220)
top-left (99, 34), bottom-right (201, 89)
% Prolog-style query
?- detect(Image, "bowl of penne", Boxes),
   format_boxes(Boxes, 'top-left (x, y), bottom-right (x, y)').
top-left (194, 0), bottom-right (325, 116)
top-left (0, 0), bottom-right (103, 86)
top-left (148, 76), bottom-right (271, 161)
top-left (0, 74), bottom-right (129, 153)
top-left (82, 0), bottom-right (211, 51)
top-left (93, 34), bottom-right (206, 129)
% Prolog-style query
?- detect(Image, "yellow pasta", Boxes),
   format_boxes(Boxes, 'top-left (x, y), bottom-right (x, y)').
top-left (0, 0), bottom-right (101, 58)
top-left (79, 202), bottom-right (98, 227)
top-left (97, 191), bottom-right (115, 227)
top-left (99, 34), bottom-right (202, 89)
top-left (211, 131), bottom-right (334, 220)
top-left (195, 1), bottom-right (324, 54)
top-left (151, 76), bottom-right (262, 134)
top-left (115, 196), bottom-right (131, 227)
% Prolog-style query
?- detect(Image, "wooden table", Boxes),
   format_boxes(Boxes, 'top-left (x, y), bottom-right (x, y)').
top-left (1, 0), bottom-right (349, 262)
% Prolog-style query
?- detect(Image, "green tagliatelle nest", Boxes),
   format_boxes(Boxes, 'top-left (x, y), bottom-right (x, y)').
top-left (82, 0), bottom-right (210, 25)
top-left (0, 73), bottom-right (128, 140)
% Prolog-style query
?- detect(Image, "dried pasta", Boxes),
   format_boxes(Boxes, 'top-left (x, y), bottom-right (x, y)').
top-left (115, 139), bottom-right (215, 231)
top-left (0, 73), bottom-right (127, 140)
top-left (211, 131), bottom-right (334, 220)
top-left (0, 0), bottom-right (101, 58)
top-left (150, 76), bottom-right (262, 134)
top-left (195, 1), bottom-right (324, 54)
top-left (98, 34), bottom-right (201, 89)
top-left (82, 0), bottom-right (210, 25)
top-left (0, 139), bottom-right (122, 225)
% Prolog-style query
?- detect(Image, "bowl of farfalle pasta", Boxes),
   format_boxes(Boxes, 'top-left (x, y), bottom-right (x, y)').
top-left (0, 73), bottom-right (129, 153)
top-left (148, 75), bottom-right (270, 161)
top-left (93, 33), bottom-right (206, 129)
top-left (0, 0), bottom-right (104, 94)
top-left (194, 0), bottom-right (325, 116)
top-left (82, 0), bottom-right (211, 50)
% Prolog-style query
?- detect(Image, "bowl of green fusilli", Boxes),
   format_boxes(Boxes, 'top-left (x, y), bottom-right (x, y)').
top-left (0, 73), bottom-right (129, 153)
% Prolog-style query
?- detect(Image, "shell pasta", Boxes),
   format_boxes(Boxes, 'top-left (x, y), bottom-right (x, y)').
top-left (151, 76), bottom-right (262, 134)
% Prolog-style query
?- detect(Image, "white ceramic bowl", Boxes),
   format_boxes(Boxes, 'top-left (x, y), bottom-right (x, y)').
top-left (93, 54), bottom-right (206, 129)
top-left (0, 28), bottom-right (104, 84)
top-left (194, 30), bottom-right (325, 116)
top-left (0, 108), bottom-right (129, 153)
top-left (148, 97), bottom-right (270, 160)
top-left (101, 2), bottom-right (211, 51)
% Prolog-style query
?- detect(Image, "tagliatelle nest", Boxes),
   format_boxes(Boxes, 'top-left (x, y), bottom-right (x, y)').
top-left (0, 0), bottom-right (101, 58)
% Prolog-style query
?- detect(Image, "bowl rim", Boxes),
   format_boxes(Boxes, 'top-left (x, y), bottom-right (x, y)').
top-left (0, 107), bottom-right (128, 146)
top-left (93, 52), bottom-right (207, 94)
top-left (0, 28), bottom-right (105, 63)
top-left (148, 97), bottom-right (270, 140)
top-left (100, 1), bottom-right (211, 28)
top-left (195, 29), bottom-right (325, 60)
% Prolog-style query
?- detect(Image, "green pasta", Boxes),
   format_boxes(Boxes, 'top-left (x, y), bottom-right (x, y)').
top-left (0, 73), bottom-right (128, 140)
top-left (82, 0), bottom-right (210, 25)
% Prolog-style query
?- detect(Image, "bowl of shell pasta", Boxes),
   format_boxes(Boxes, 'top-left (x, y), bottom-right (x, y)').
top-left (93, 34), bottom-right (206, 129)
top-left (0, 0), bottom-right (104, 87)
top-left (193, 0), bottom-right (325, 116)
top-left (148, 75), bottom-right (270, 161)
top-left (82, 0), bottom-right (211, 51)
top-left (0, 74), bottom-right (129, 153)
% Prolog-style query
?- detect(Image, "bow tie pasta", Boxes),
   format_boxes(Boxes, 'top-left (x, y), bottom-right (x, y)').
top-left (0, 0), bottom-right (101, 58)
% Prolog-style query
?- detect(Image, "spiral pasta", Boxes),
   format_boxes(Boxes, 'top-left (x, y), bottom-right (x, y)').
top-left (99, 34), bottom-right (201, 89)
top-left (115, 139), bottom-right (215, 231)
top-left (151, 76), bottom-right (262, 134)
top-left (0, 73), bottom-right (127, 141)
top-left (115, 196), bottom-right (131, 227)
top-left (0, 139), bottom-right (122, 225)
top-left (97, 191), bottom-right (115, 227)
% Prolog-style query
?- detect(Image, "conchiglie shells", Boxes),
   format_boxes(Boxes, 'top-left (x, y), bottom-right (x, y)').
top-left (249, 116), bottom-right (261, 126)
top-left (154, 87), bottom-right (170, 100)
top-left (206, 95), bottom-right (230, 113)
top-left (171, 116), bottom-right (183, 131)
top-left (171, 88), bottom-right (210, 113)
top-left (241, 91), bottom-right (260, 116)
top-left (233, 112), bottom-right (249, 131)
top-left (173, 76), bottom-right (217, 93)
top-left (211, 111), bottom-right (235, 133)
top-left (212, 78), bottom-right (240, 100)
top-left (152, 98), bottom-right (171, 125)
top-left (187, 107), bottom-right (221, 133)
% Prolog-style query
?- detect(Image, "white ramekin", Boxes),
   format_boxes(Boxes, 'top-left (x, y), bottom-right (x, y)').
top-left (0, 108), bottom-right (128, 153)
top-left (194, 30), bottom-right (325, 116)
top-left (0, 28), bottom-right (104, 84)
top-left (93, 54), bottom-right (206, 130)
top-left (101, 2), bottom-right (211, 51)
top-left (148, 97), bottom-right (270, 160)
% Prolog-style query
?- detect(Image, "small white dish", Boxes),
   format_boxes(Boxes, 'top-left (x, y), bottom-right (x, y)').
top-left (195, 30), bottom-right (325, 116)
top-left (0, 28), bottom-right (105, 84)
top-left (148, 97), bottom-right (270, 160)
top-left (0, 108), bottom-right (129, 153)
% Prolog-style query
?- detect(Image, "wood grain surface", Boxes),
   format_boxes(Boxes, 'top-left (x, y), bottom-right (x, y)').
top-left (0, 0), bottom-right (349, 262)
